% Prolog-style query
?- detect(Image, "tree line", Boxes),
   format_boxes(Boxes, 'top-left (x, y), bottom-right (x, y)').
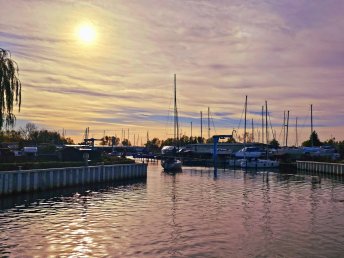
top-left (0, 122), bottom-right (74, 148)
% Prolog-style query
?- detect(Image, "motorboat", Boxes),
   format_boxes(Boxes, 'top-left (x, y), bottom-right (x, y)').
top-left (161, 157), bottom-right (182, 172)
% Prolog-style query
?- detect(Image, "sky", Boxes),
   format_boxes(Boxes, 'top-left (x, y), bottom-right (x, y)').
top-left (1, 0), bottom-right (344, 145)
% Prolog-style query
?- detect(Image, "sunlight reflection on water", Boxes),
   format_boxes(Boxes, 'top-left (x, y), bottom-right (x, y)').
top-left (1, 162), bottom-right (344, 257)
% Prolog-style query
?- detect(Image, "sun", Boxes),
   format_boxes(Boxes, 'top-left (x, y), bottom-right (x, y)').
top-left (76, 23), bottom-right (96, 44)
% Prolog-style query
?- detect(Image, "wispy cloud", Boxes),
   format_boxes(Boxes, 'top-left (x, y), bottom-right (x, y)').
top-left (1, 0), bottom-right (344, 143)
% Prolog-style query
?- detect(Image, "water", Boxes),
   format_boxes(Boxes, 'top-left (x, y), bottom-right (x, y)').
top-left (1, 162), bottom-right (344, 257)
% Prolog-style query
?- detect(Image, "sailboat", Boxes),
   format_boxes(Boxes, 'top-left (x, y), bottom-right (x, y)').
top-left (229, 95), bottom-right (249, 167)
top-left (241, 100), bottom-right (279, 169)
top-left (161, 74), bottom-right (182, 172)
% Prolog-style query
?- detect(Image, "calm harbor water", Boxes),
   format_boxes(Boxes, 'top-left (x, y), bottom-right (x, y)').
top-left (1, 162), bottom-right (344, 257)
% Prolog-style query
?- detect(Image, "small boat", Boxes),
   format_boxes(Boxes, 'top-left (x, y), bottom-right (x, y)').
top-left (161, 74), bottom-right (182, 172)
top-left (161, 157), bottom-right (182, 172)
top-left (241, 158), bottom-right (279, 168)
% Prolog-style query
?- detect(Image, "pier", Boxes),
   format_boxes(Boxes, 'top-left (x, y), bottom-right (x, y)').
top-left (296, 160), bottom-right (344, 175)
top-left (0, 163), bottom-right (147, 196)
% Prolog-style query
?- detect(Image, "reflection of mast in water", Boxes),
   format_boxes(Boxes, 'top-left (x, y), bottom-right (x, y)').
top-left (309, 179), bottom-right (320, 235)
top-left (242, 172), bottom-right (253, 233)
top-left (168, 174), bottom-right (182, 257)
top-left (262, 172), bottom-right (272, 242)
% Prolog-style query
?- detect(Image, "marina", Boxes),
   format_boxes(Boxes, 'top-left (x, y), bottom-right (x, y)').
top-left (1, 161), bottom-right (344, 257)
top-left (1, 1), bottom-right (344, 257)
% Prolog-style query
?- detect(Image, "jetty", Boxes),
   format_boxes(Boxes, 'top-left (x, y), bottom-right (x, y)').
top-left (0, 163), bottom-right (147, 196)
top-left (297, 160), bottom-right (344, 175)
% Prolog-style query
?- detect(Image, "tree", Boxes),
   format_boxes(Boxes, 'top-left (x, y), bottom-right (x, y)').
top-left (20, 122), bottom-right (37, 140)
top-left (145, 138), bottom-right (161, 153)
top-left (226, 137), bottom-right (236, 143)
top-left (0, 48), bottom-right (22, 130)
top-left (302, 131), bottom-right (322, 147)
top-left (122, 139), bottom-right (131, 146)
top-left (269, 138), bottom-right (280, 148)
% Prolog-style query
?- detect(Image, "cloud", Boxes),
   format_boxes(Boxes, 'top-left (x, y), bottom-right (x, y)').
top-left (1, 0), bottom-right (344, 142)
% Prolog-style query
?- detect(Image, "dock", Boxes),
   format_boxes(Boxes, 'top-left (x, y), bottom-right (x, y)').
top-left (0, 163), bottom-right (147, 196)
top-left (296, 161), bottom-right (344, 175)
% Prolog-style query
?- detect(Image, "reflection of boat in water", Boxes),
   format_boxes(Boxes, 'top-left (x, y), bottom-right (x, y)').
top-left (229, 158), bottom-right (246, 167)
top-left (229, 157), bottom-right (279, 168)
top-left (241, 158), bottom-right (279, 168)
top-left (161, 157), bottom-right (182, 172)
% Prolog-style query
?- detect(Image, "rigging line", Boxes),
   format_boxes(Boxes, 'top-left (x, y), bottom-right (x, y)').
top-left (268, 111), bottom-right (276, 139)
top-left (210, 110), bottom-right (217, 135)
top-left (299, 112), bottom-right (310, 143)
top-left (175, 95), bottom-right (183, 138)
top-left (164, 89), bottom-right (174, 137)
top-left (237, 104), bottom-right (245, 131)
top-left (277, 121), bottom-right (284, 143)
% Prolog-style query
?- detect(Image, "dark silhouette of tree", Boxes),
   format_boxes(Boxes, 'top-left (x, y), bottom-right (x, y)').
top-left (121, 139), bottom-right (131, 146)
top-left (206, 137), bottom-right (214, 143)
top-left (145, 137), bottom-right (161, 153)
top-left (269, 138), bottom-right (280, 148)
top-left (0, 48), bottom-right (22, 129)
top-left (226, 137), bottom-right (236, 143)
top-left (302, 131), bottom-right (322, 147)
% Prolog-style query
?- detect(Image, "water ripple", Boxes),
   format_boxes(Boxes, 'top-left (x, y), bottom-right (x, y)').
top-left (1, 163), bottom-right (344, 257)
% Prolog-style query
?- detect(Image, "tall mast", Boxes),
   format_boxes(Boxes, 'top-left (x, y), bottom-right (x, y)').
top-left (265, 101), bottom-right (268, 159)
top-left (200, 111), bottom-right (203, 140)
top-left (265, 101), bottom-right (268, 145)
top-left (190, 121), bottom-right (193, 138)
top-left (174, 74), bottom-right (179, 145)
top-left (244, 96), bottom-right (247, 145)
top-left (311, 104), bottom-right (313, 147)
top-left (295, 117), bottom-right (298, 147)
top-left (286, 110), bottom-right (290, 147)
top-left (251, 118), bottom-right (254, 143)
top-left (261, 106), bottom-right (264, 144)
top-left (283, 111), bottom-right (286, 146)
top-left (208, 107), bottom-right (210, 139)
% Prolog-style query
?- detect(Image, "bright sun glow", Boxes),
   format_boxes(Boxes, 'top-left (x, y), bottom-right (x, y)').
top-left (76, 23), bottom-right (96, 44)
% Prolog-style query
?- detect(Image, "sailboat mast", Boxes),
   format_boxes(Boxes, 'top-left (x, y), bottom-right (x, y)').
top-left (208, 107), bottom-right (210, 139)
top-left (251, 118), bottom-right (254, 143)
top-left (200, 111), bottom-right (203, 140)
top-left (261, 106), bottom-right (264, 144)
top-left (190, 121), bottom-right (193, 138)
top-left (265, 101), bottom-right (268, 159)
top-left (174, 74), bottom-right (179, 145)
top-left (286, 110), bottom-right (290, 147)
top-left (295, 117), bottom-right (298, 147)
top-left (311, 104), bottom-right (313, 147)
top-left (265, 101), bottom-right (268, 145)
top-left (244, 96), bottom-right (247, 145)
top-left (283, 111), bottom-right (286, 146)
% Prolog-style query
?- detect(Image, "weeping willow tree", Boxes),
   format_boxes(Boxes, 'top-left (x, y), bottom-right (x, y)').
top-left (0, 48), bottom-right (21, 130)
